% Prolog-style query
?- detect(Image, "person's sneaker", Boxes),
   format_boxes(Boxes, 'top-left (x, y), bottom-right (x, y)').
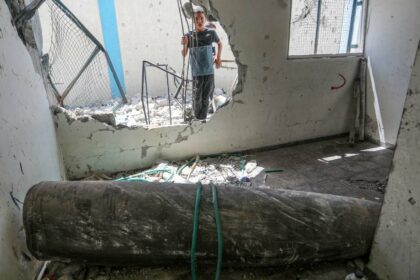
top-left (184, 108), bottom-right (194, 122)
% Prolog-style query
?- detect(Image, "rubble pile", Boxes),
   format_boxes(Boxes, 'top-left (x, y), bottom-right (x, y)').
top-left (114, 154), bottom-right (264, 186)
top-left (38, 259), bottom-right (363, 280)
top-left (62, 95), bottom-right (192, 127)
top-left (61, 90), bottom-right (229, 128)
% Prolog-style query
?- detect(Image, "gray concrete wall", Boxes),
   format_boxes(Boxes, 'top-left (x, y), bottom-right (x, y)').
top-left (0, 2), bottom-right (64, 279)
top-left (364, 0), bottom-right (420, 145)
top-left (55, 0), bottom-right (361, 179)
top-left (368, 42), bottom-right (420, 280)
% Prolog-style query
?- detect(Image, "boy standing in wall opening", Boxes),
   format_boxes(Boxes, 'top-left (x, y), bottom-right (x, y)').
top-left (181, 6), bottom-right (223, 120)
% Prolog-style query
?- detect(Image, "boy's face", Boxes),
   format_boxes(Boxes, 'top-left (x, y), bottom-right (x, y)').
top-left (194, 12), bottom-right (206, 31)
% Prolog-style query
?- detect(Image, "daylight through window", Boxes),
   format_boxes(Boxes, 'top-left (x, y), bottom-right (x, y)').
top-left (289, 0), bottom-right (366, 56)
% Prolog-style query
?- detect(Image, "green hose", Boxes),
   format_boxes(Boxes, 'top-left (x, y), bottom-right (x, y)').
top-left (190, 183), bottom-right (223, 280)
top-left (115, 167), bottom-right (176, 182)
top-left (115, 177), bottom-right (150, 182)
top-left (211, 183), bottom-right (223, 280)
top-left (177, 158), bottom-right (196, 175)
top-left (191, 182), bottom-right (202, 280)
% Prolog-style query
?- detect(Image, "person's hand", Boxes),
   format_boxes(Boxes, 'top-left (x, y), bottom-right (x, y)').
top-left (181, 36), bottom-right (188, 46)
top-left (214, 57), bottom-right (222, 69)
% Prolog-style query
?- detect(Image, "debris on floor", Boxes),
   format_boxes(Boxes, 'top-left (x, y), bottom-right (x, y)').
top-left (114, 154), bottom-right (264, 186)
top-left (39, 259), bottom-right (376, 280)
top-left (58, 94), bottom-right (188, 128)
top-left (59, 90), bottom-right (229, 128)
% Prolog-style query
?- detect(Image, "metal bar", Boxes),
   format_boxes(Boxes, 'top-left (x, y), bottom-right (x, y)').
top-left (184, 53), bottom-right (192, 120)
top-left (140, 61), bottom-right (148, 125)
top-left (15, 0), bottom-right (128, 105)
top-left (17, 0), bottom-right (102, 52)
top-left (349, 79), bottom-right (361, 144)
top-left (359, 58), bottom-right (367, 141)
top-left (60, 47), bottom-right (100, 105)
top-left (46, 75), bottom-right (61, 103)
top-left (174, 80), bottom-right (184, 99)
top-left (143, 61), bottom-right (186, 81)
top-left (347, 0), bottom-right (358, 53)
top-left (13, 0), bottom-right (46, 26)
top-left (219, 66), bottom-right (238, 70)
top-left (144, 65), bottom-right (151, 125)
top-left (165, 65), bottom-right (172, 125)
top-left (52, 0), bottom-right (127, 103)
top-left (51, 0), bottom-right (104, 52)
top-left (141, 60), bottom-right (195, 124)
top-left (172, 97), bottom-right (183, 108)
top-left (314, 0), bottom-right (323, 54)
top-left (103, 51), bottom-right (128, 103)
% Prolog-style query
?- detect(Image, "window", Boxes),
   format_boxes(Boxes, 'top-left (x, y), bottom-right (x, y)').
top-left (288, 0), bottom-right (366, 57)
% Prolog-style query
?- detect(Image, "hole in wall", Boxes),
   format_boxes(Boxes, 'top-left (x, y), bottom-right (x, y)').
top-left (37, 0), bottom-right (239, 128)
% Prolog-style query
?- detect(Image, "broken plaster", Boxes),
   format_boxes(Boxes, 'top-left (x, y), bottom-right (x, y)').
top-left (50, 0), bottom-right (246, 133)
top-left (201, 0), bottom-right (248, 97)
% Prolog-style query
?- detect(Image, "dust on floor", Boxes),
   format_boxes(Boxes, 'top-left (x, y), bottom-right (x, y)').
top-left (39, 258), bottom-right (378, 280)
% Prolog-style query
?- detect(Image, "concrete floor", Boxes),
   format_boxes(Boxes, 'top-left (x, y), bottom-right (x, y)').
top-left (249, 137), bottom-right (393, 202)
top-left (43, 259), bottom-right (379, 280)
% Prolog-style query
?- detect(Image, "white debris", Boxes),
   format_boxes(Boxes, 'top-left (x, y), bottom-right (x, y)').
top-left (245, 160), bottom-right (257, 174)
top-left (248, 166), bottom-right (264, 178)
top-left (62, 90), bottom-right (229, 128)
top-left (113, 155), bottom-right (264, 186)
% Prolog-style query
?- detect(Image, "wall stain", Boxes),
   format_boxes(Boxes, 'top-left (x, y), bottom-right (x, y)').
top-left (19, 162), bottom-right (24, 175)
top-left (175, 133), bottom-right (189, 143)
top-left (141, 146), bottom-right (152, 158)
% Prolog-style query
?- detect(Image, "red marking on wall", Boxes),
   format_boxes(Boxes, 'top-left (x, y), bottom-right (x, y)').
top-left (331, 73), bottom-right (346, 90)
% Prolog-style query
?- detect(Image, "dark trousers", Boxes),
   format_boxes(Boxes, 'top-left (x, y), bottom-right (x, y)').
top-left (192, 75), bottom-right (214, 119)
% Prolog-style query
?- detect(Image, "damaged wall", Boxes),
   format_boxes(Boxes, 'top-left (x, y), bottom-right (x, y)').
top-left (364, 0), bottom-right (420, 145)
top-left (55, 0), bottom-right (361, 179)
top-left (38, 0), bottom-right (237, 98)
top-left (0, 2), bottom-right (64, 279)
top-left (368, 42), bottom-right (420, 280)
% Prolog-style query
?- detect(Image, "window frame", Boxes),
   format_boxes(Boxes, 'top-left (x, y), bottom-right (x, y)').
top-left (287, 0), bottom-right (369, 59)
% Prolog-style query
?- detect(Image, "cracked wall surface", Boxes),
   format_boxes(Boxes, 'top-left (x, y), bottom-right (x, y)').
top-left (55, 0), bottom-right (361, 179)
top-left (0, 1), bottom-right (65, 279)
top-left (368, 42), bottom-right (420, 280)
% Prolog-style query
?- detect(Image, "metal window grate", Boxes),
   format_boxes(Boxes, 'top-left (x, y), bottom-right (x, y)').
top-left (15, 0), bottom-right (127, 107)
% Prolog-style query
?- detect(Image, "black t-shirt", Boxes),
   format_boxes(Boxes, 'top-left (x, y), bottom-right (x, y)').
top-left (187, 29), bottom-right (220, 48)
